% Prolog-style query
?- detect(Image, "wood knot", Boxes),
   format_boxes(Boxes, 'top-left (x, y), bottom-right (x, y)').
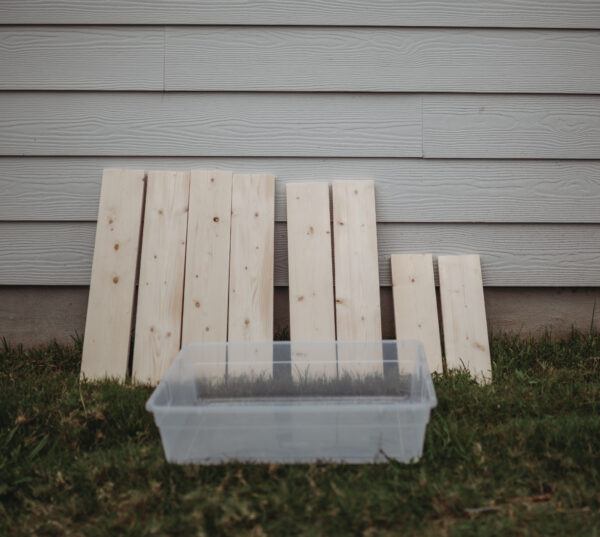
top-left (112, 276), bottom-right (119, 284)
top-left (158, 209), bottom-right (163, 215)
top-left (205, 326), bottom-right (210, 332)
top-left (244, 318), bottom-right (250, 326)
top-left (254, 212), bottom-right (259, 217)
top-left (113, 243), bottom-right (119, 251)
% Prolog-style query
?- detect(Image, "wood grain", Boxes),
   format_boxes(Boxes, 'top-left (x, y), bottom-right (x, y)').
top-left (423, 95), bottom-right (600, 159)
top-left (3, 0), bottom-right (599, 27)
top-left (439, 255), bottom-right (492, 383)
top-left (181, 170), bottom-right (232, 347)
top-left (228, 175), bottom-right (275, 374)
top-left (0, 92), bottom-right (421, 157)
top-left (2, 222), bottom-right (600, 287)
top-left (0, 27), bottom-right (163, 90)
top-left (332, 181), bottom-right (382, 371)
top-left (286, 183), bottom-right (336, 376)
top-left (391, 254), bottom-right (443, 374)
top-left (80, 169), bottom-right (145, 381)
top-left (2, 157), bottom-right (599, 223)
top-left (132, 171), bottom-right (190, 385)
top-left (166, 28), bottom-right (600, 93)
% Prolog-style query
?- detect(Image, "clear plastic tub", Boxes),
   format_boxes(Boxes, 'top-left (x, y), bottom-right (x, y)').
top-left (146, 341), bottom-right (437, 464)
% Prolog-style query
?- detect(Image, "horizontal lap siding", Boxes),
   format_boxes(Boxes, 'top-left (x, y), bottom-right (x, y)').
top-left (3, 27), bottom-right (600, 92)
top-left (2, 0), bottom-right (600, 27)
top-left (1, 157), bottom-right (599, 223)
top-left (2, 222), bottom-right (599, 286)
top-left (0, 13), bottom-right (599, 289)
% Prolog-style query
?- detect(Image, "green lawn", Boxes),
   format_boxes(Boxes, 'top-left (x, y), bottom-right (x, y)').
top-left (1, 332), bottom-right (599, 536)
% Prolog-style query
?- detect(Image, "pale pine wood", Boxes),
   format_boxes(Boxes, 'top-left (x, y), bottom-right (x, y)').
top-left (332, 180), bottom-right (382, 371)
top-left (228, 174), bottom-right (275, 374)
top-left (132, 171), bottom-right (190, 385)
top-left (439, 254), bottom-right (492, 384)
top-left (182, 170), bottom-right (233, 345)
top-left (286, 182), bottom-right (336, 376)
top-left (80, 169), bottom-right (145, 381)
top-left (391, 254), bottom-right (443, 374)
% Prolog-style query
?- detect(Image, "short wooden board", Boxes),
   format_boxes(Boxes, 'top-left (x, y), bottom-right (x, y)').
top-left (228, 174), bottom-right (275, 375)
top-left (332, 180), bottom-right (382, 373)
top-left (80, 169), bottom-right (145, 381)
top-left (391, 253), bottom-right (443, 373)
top-left (132, 170), bottom-right (190, 385)
top-left (286, 182), bottom-right (336, 377)
top-left (439, 254), bottom-right (492, 383)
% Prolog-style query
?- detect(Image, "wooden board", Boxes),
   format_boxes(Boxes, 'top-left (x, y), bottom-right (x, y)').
top-left (3, 157), bottom-right (600, 224)
top-left (332, 180), bottom-right (382, 371)
top-left (132, 171), bottom-right (190, 385)
top-left (391, 254), bottom-right (443, 374)
top-left (0, 27), bottom-right (163, 90)
top-left (4, 222), bottom-right (600, 287)
top-left (227, 174), bottom-right (275, 375)
top-left (166, 28), bottom-right (600, 93)
top-left (439, 255), bottom-right (492, 383)
top-left (181, 170), bottom-right (232, 378)
top-left (423, 95), bottom-right (600, 159)
top-left (286, 182), bottom-right (336, 376)
top-left (3, 0), bottom-right (599, 28)
top-left (0, 92), bottom-right (421, 157)
top-left (80, 169), bottom-right (145, 381)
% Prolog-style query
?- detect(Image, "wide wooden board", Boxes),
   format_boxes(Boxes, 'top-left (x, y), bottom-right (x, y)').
top-left (227, 174), bottom-right (275, 375)
top-left (80, 169), bottom-right (145, 380)
top-left (439, 255), bottom-right (492, 383)
top-left (132, 171), bottom-right (190, 385)
top-left (286, 182), bottom-right (336, 376)
top-left (332, 180), bottom-right (382, 371)
top-left (391, 254), bottom-right (443, 374)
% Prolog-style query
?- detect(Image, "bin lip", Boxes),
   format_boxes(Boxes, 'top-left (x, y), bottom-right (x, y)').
top-left (145, 340), bottom-right (437, 413)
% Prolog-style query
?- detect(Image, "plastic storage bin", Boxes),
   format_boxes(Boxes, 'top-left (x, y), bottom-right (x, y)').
top-left (146, 340), bottom-right (437, 464)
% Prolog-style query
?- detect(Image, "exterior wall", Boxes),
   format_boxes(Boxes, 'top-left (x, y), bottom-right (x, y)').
top-left (1, 2), bottom-right (599, 342)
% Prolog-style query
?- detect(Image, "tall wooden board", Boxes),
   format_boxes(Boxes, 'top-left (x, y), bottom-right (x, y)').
top-left (227, 174), bottom-right (275, 375)
top-left (132, 171), bottom-right (190, 385)
top-left (332, 180), bottom-right (382, 372)
top-left (182, 170), bottom-right (233, 345)
top-left (391, 254), bottom-right (443, 373)
top-left (286, 182), bottom-right (336, 376)
top-left (439, 254), bottom-right (492, 383)
top-left (80, 169), bottom-right (145, 380)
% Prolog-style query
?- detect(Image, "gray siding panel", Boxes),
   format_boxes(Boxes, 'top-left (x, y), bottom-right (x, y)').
top-left (1, 222), bottom-right (598, 286)
top-left (0, 27), bottom-right (163, 90)
top-left (423, 95), bottom-right (600, 159)
top-left (0, 92), bottom-right (422, 157)
top-left (1, 157), bottom-right (600, 223)
top-left (2, 0), bottom-right (600, 27)
top-left (166, 28), bottom-right (600, 93)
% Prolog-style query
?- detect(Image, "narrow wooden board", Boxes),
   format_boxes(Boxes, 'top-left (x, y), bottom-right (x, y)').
top-left (132, 171), bottom-right (190, 385)
top-left (181, 170), bottom-right (232, 379)
top-left (439, 254), bottom-right (492, 383)
top-left (227, 174), bottom-right (275, 375)
top-left (286, 182), bottom-right (336, 377)
top-left (80, 169), bottom-right (145, 381)
top-left (391, 254), bottom-right (443, 374)
top-left (332, 180), bottom-right (382, 372)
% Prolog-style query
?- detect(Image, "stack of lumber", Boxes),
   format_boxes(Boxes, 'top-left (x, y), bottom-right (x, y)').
top-left (81, 169), bottom-right (491, 385)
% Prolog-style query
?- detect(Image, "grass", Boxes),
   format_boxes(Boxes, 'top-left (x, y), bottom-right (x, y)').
top-left (0, 332), bottom-right (599, 536)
